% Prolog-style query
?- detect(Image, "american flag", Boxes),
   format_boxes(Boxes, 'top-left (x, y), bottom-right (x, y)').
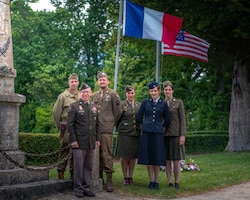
top-left (162, 30), bottom-right (210, 62)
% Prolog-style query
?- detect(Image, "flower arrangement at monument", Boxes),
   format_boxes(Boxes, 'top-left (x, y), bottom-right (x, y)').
top-left (160, 158), bottom-right (200, 172)
top-left (180, 158), bottom-right (200, 171)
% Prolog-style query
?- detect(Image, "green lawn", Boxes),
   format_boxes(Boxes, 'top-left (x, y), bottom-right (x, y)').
top-left (50, 151), bottom-right (250, 199)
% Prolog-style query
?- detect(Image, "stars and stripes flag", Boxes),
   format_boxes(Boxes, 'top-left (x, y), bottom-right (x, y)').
top-left (162, 30), bottom-right (210, 62)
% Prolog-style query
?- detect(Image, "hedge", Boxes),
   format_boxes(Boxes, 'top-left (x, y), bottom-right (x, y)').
top-left (19, 133), bottom-right (60, 165)
top-left (19, 131), bottom-right (228, 165)
top-left (185, 134), bottom-right (228, 154)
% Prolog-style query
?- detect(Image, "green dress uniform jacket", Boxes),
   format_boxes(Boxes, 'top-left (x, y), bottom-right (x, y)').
top-left (92, 88), bottom-right (122, 133)
top-left (115, 100), bottom-right (141, 158)
top-left (165, 98), bottom-right (186, 137)
top-left (52, 89), bottom-right (80, 130)
top-left (67, 99), bottom-right (100, 149)
top-left (117, 100), bottom-right (141, 137)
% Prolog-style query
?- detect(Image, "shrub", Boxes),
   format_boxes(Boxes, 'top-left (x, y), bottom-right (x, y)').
top-left (19, 131), bottom-right (229, 165)
top-left (19, 133), bottom-right (60, 165)
top-left (185, 134), bottom-right (228, 154)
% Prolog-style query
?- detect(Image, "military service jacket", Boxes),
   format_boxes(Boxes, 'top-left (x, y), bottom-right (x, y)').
top-left (52, 89), bottom-right (80, 130)
top-left (67, 99), bottom-right (100, 150)
top-left (165, 98), bottom-right (186, 137)
top-left (92, 88), bottom-right (122, 133)
top-left (117, 100), bottom-right (141, 137)
top-left (137, 98), bottom-right (170, 134)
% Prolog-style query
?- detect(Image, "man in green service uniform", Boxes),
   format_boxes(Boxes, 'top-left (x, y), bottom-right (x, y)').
top-left (52, 73), bottom-right (80, 179)
top-left (92, 72), bottom-right (122, 192)
top-left (67, 83), bottom-right (100, 198)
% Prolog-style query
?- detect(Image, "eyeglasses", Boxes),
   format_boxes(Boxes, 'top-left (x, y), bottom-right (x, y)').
top-left (81, 91), bottom-right (91, 94)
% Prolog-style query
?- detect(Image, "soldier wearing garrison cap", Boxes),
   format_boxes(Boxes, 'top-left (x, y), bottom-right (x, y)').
top-left (115, 85), bottom-right (141, 186)
top-left (67, 83), bottom-right (100, 198)
top-left (97, 71), bottom-right (108, 79)
top-left (92, 71), bottom-right (122, 192)
top-left (52, 73), bottom-right (80, 180)
top-left (163, 80), bottom-right (186, 190)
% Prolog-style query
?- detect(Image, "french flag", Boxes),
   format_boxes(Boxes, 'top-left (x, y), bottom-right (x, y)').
top-left (123, 0), bottom-right (183, 48)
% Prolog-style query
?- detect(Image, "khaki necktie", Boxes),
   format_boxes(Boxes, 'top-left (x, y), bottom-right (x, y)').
top-left (100, 91), bottom-right (103, 97)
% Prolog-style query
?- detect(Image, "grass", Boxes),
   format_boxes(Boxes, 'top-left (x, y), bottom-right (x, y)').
top-left (49, 151), bottom-right (250, 199)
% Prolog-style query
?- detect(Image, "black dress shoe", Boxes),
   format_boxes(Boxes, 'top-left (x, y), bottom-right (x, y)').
top-left (168, 183), bottom-right (174, 188)
top-left (75, 191), bottom-right (84, 198)
top-left (153, 182), bottom-right (159, 189)
top-left (175, 182), bottom-right (180, 189)
top-left (84, 190), bottom-right (96, 197)
top-left (128, 178), bottom-right (135, 185)
top-left (148, 181), bottom-right (154, 189)
top-left (123, 178), bottom-right (129, 186)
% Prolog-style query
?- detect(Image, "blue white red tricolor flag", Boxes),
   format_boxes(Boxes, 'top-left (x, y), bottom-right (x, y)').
top-left (123, 0), bottom-right (183, 48)
top-left (162, 30), bottom-right (210, 62)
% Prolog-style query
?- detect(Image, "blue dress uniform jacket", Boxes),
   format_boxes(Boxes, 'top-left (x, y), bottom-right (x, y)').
top-left (137, 98), bottom-right (170, 133)
top-left (136, 98), bottom-right (170, 166)
top-left (67, 99), bottom-right (100, 150)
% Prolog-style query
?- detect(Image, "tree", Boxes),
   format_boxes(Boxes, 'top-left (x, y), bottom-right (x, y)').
top-left (11, 0), bottom-right (243, 141)
top-left (11, 0), bottom-right (117, 132)
top-left (162, 0), bottom-right (250, 151)
top-left (51, 0), bottom-right (115, 87)
top-left (106, 0), bottom-right (231, 131)
top-left (11, 0), bottom-right (76, 132)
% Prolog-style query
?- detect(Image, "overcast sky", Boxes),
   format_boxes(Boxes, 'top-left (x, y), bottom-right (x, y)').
top-left (29, 0), bottom-right (55, 11)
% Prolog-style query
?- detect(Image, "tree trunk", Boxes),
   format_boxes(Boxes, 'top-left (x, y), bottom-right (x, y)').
top-left (226, 59), bottom-right (250, 151)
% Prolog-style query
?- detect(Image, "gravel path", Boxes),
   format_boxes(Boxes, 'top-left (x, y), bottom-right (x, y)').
top-left (36, 181), bottom-right (250, 200)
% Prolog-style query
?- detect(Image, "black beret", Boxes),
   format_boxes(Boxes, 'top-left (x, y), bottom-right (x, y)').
top-left (148, 81), bottom-right (159, 89)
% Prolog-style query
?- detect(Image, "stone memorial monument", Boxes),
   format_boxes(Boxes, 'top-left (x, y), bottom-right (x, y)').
top-left (0, 0), bottom-right (27, 172)
top-left (0, 1), bottom-right (65, 199)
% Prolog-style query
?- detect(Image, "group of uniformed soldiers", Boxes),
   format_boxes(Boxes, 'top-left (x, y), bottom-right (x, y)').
top-left (52, 72), bottom-right (122, 196)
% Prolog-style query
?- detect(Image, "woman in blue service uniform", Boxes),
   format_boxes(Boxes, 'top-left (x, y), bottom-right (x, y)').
top-left (136, 81), bottom-right (170, 189)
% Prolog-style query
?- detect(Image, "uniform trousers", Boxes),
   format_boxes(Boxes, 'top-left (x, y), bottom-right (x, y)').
top-left (73, 148), bottom-right (95, 192)
top-left (100, 133), bottom-right (114, 174)
top-left (58, 132), bottom-right (73, 174)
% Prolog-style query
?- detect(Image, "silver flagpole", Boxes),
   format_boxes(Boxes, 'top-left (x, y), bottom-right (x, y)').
top-left (114, 0), bottom-right (123, 91)
top-left (155, 41), bottom-right (160, 82)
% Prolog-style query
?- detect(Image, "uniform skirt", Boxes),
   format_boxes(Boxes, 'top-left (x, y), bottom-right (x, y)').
top-left (138, 132), bottom-right (166, 166)
top-left (164, 136), bottom-right (185, 160)
top-left (115, 133), bottom-right (140, 159)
